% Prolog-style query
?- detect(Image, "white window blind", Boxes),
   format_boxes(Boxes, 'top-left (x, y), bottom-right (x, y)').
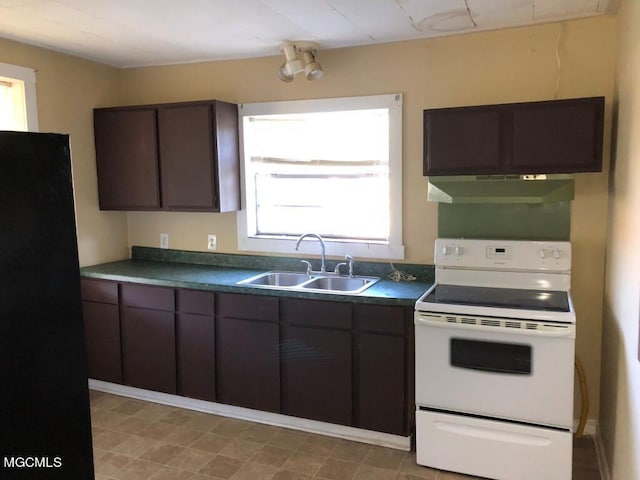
top-left (246, 109), bottom-right (390, 241)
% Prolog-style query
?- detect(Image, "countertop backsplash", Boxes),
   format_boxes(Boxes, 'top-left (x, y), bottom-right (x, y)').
top-left (131, 246), bottom-right (435, 284)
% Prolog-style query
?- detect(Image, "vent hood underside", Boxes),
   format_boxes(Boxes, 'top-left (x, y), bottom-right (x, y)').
top-left (427, 175), bottom-right (575, 204)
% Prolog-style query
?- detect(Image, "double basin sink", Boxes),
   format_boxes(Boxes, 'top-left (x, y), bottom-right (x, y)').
top-left (237, 271), bottom-right (380, 295)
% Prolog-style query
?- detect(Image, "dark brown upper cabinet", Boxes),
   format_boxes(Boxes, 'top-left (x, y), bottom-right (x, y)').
top-left (423, 96), bottom-right (605, 176)
top-left (94, 100), bottom-right (240, 212)
top-left (94, 107), bottom-right (160, 209)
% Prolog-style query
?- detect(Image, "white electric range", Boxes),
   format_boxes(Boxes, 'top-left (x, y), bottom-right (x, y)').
top-left (414, 238), bottom-right (575, 480)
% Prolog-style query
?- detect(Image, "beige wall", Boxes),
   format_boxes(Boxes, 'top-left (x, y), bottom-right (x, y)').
top-left (0, 37), bottom-right (128, 266)
top-left (600, 0), bottom-right (640, 478)
top-left (119, 17), bottom-right (616, 425)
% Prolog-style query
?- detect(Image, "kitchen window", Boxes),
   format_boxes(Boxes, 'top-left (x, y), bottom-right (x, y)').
top-left (0, 62), bottom-right (38, 131)
top-left (238, 94), bottom-right (404, 259)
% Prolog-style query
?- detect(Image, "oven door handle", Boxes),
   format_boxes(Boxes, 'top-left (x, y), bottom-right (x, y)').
top-left (414, 314), bottom-right (575, 338)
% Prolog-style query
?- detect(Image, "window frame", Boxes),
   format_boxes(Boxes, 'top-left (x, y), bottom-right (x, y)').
top-left (0, 62), bottom-right (38, 132)
top-left (237, 93), bottom-right (404, 260)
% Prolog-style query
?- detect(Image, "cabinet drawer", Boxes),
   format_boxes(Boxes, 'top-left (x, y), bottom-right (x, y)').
top-left (216, 293), bottom-right (278, 322)
top-left (80, 278), bottom-right (118, 304)
top-left (354, 304), bottom-right (407, 335)
top-left (177, 289), bottom-right (214, 315)
top-left (121, 284), bottom-right (175, 310)
top-left (281, 298), bottom-right (351, 329)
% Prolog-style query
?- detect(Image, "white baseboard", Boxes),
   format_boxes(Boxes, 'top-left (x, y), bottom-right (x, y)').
top-left (594, 424), bottom-right (611, 480)
top-left (89, 380), bottom-right (411, 451)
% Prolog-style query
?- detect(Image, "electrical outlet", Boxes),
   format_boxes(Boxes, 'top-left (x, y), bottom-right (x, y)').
top-left (160, 233), bottom-right (169, 249)
top-left (207, 234), bottom-right (217, 251)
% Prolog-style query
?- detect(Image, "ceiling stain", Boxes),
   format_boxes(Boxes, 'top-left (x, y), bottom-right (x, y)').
top-left (416, 9), bottom-right (476, 33)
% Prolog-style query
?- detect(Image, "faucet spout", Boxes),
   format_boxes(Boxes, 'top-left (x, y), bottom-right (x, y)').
top-left (295, 233), bottom-right (326, 273)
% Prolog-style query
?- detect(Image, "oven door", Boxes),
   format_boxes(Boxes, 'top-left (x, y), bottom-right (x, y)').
top-left (414, 311), bottom-right (575, 429)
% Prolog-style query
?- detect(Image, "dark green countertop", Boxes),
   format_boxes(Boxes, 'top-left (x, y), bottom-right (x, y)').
top-left (80, 248), bottom-right (433, 307)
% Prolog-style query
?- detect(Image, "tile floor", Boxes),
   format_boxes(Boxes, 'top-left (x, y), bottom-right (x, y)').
top-left (90, 390), bottom-right (601, 480)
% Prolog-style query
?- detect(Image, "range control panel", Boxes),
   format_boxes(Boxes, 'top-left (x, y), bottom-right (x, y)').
top-left (435, 238), bottom-right (572, 272)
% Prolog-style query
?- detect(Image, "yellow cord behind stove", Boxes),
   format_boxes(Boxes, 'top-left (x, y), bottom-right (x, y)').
top-left (575, 357), bottom-right (589, 437)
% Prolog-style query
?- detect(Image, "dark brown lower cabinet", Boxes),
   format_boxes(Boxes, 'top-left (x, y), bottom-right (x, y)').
top-left (354, 304), bottom-right (410, 436)
top-left (356, 332), bottom-right (405, 435)
top-left (216, 293), bottom-right (280, 412)
top-left (281, 298), bottom-right (352, 425)
top-left (83, 301), bottom-right (122, 383)
top-left (176, 289), bottom-right (216, 401)
top-left (81, 278), bottom-right (122, 383)
top-left (121, 284), bottom-right (176, 394)
top-left (281, 325), bottom-right (352, 425)
top-left (121, 307), bottom-right (176, 394)
top-left (216, 317), bottom-right (280, 412)
top-left (80, 279), bottom-right (412, 437)
top-left (177, 312), bottom-right (215, 401)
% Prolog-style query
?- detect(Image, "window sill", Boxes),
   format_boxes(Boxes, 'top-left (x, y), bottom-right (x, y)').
top-left (237, 234), bottom-right (405, 261)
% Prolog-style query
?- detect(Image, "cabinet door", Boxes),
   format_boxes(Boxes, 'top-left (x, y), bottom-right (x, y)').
top-left (212, 101), bottom-right (241, 212)
top-left (83, 301), bottom-right (122, 383)
top-left (356, 332), bottom-right (405, 435)
top-left (216, 316), bottom-right (280, 412)
top-left (176, 289), bottom-right (216, 401)
top-left (177, 313), bottom-right (215, 401)
top-left (81, 279), bottom-right (121, 383)
top-left (94, 108), bottom-right (160, 209)
top-left (216, 291), bottom-right (279, 411)
top-left (509, 97), bottom-right (604, 173)
top-left (281, 298), bottom-right (352, 425)
top-left (281, 326), bottom-right (352, 425)
top-left (354, 304), bottom-right (410, 435)
top-left (423, 106), bottom-right (502, 175)
top-left (158, 104), bottom-right (218, 210)
top-left (121, 307), bottom-right (176, 394)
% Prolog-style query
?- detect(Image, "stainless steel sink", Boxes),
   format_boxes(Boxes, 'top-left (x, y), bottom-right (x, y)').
top-left (237, 271), bottom-right (312, 287)
top-left (237, 271), bottom-right (379, 294)
top-left (300, 276), bottom-right (378, 294)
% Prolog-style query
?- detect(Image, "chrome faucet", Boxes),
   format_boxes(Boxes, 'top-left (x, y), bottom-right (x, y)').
top-left (334, 255), bottom-right (354, 276)
top-left (345, 255), bottom-right (354, 277)
top-left (295, 233), bottom-right (326, 273)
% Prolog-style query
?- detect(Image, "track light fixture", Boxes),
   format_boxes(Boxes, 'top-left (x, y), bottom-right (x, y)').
top-left (277, 41), bottom-right (323, 82)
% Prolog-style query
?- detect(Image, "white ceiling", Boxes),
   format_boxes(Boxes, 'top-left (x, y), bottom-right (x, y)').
top-left (0, 0), bottom-right (621, 68)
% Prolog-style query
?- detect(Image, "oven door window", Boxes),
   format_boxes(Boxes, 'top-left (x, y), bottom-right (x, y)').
top-left (450, 338), bottom-right (532, 375)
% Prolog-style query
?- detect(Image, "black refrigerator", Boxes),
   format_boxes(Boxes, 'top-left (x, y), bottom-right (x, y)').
top-left (0, 131), bottom-right (94, 478)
